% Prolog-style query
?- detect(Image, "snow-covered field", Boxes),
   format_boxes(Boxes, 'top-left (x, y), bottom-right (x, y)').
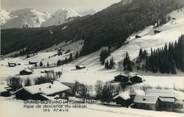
top-left (0, 99), bottom-right (183, 117)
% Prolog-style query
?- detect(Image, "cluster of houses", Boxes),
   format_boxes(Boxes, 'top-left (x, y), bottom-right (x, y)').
top-left (1, 71), bottom-right (182, 112)
top-left (113, 87), bottom-right (180, 112)
top-left (111, 74), bottom-right (182, 112)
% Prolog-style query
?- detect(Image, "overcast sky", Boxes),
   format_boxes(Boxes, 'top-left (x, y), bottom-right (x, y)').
top-left (1, 0), bottom-right (121, 13)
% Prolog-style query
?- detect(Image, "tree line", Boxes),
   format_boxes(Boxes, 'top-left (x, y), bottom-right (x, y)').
top-left (132, 35), bottom-right (184, 74)
top-left (145, 35), bottom-right (184, 74)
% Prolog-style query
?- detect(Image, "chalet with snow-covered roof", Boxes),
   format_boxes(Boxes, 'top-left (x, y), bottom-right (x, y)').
top-left (14, 81), bottom-right (71, 100)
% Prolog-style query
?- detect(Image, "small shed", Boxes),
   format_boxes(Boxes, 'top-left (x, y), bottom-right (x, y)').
top-left (154, 30), bottom-right (161, 34)
top-left (129, 89), bottom-right (145, 99)
top-left (20, 68), bottom-right (33, 75)
top-left (76, 65), bottom-right (86, 70)
top-left (135, 35), bottom-right (141, 38)
top-left (8, 62), bottom-right (16, 67)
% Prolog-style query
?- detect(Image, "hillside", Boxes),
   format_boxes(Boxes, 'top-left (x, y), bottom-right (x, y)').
top-left (2, 0), bottom-right (184, 55)
top-left (69, 7), bottom-right (184, 72)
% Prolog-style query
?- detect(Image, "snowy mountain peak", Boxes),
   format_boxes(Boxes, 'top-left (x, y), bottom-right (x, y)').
top-left (1, 8), bottom-right (50, 29)
top-left (11, 8), bottom-right (49, 17)
top-left (80, 9), bottom-right (96, 16)
top-left (54, 8), bottom-right (80, 18)
top-left (41, 8), bottom-right (80, 27)
top-left (0, 10), bottom-right (11, 25)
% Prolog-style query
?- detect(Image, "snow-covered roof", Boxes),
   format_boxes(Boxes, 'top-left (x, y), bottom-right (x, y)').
top-left (134, 95), bottom-right (158, 104)
top-left (21, 81), bottom-right (70, 95)
top-left (22, 68), bottom-right (33, 73)
top-left (159, 97), bottom-right (175, 103)
top-left (113, 91), bottom-right (130, 100)
top-left (146, 89), bottom-right (175, 98)
top-left (130, 89), bottom-right (145, 96)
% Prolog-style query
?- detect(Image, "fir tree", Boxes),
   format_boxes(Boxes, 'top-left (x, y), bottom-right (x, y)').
top-left (39, 61), bottom-right (43, 67)
top-left (145, 35), bottom-right (184, 74)
top-left (100, 48), bottom-right (110, 65)
top-left (123, 52), bottom-right (132, 71)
